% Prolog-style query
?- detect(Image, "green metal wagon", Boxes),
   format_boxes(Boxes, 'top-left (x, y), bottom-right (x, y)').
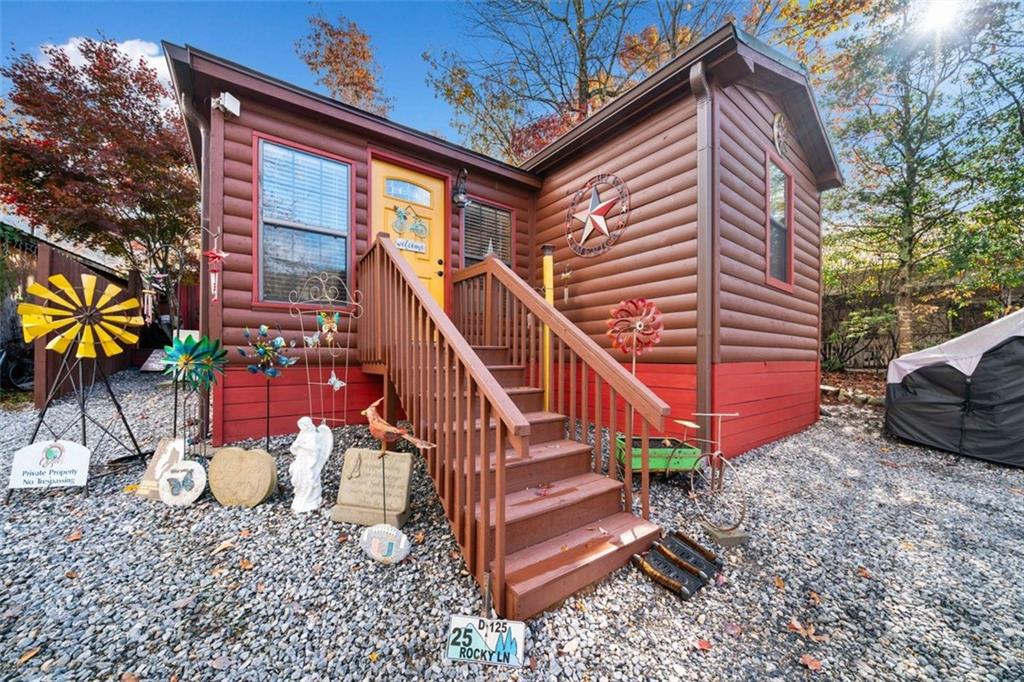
top-left (614, 434), bottom-right (702, 474)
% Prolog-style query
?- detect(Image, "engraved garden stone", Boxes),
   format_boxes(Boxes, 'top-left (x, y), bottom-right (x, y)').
top-left (208, 446), bottom-right (278, 508)
top-left (330, 448), bottom-right (413, 528)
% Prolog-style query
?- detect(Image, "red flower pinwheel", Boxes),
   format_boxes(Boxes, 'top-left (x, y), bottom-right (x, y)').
top-left (606, 298), bottom-right (663, 357)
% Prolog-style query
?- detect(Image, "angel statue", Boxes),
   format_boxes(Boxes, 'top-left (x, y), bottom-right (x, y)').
top-left (288, 416), bottom-right (334, 513)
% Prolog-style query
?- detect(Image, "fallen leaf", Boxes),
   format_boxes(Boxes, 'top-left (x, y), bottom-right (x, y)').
top-left (724, 623), bottom-right (742, 637)
top-left (799, 653), bottom-right (823, 672)
top-left (449, 550), bottom-right (461, 560)
top-left (17, 647), bottom-right (41, 665)
top-left (64, 570), bottom-right (79, 579)
top-left (879, 460), bottom-right (901, 469)
top-left (560, 544), bottom-right (569, 553)
top-left (170, 675), bottom-right (179, 682)
top-left (694, 639), bottom-right (712, 651)
top-left (808, 590), bottom-right (822, 606)
top-left (256, 582), bottom-right (266, 593)
top-left (120, 673), bottom-right (139, 682)
top-left (211, 539), bottom-right (235, 555)
top-left (210, 566), bottom-right (227, 577)
top-left (209, 655), bottom-right (231, 670)
top-left (122, 484), bottom-right (139, 493)
top-left (413, 531), bottom-right (426, 545)
top-left (900, 541), bottom-right (917, 551)
top-left (715, 573), bottom-right (728, 587)
top-left (1010, 487), bottom-right (1024, 496)
top-left (338, 532), bottom-right (350, 544)
top-left (65, 529), bottom-right (83, 542)
top-left (857, 566), bottom-right (872, 579)
top-left (239, 558), bottom-right (254, 571)
top-left (239, 529), bottom-right (252, 538)
top-left (529, 656), bottom-right (538, 671)
top-left (368, 651), bottom-right (380, 663)
top-left (534, 483), bottom-right (554, 497)
top-left (788, 618), bottom-right (829, 643)
top-left (773, 575), bottom-right (785, 590)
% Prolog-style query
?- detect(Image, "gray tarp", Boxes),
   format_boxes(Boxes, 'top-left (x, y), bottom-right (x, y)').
top-left (885, 309), bottom-right (1024, 467)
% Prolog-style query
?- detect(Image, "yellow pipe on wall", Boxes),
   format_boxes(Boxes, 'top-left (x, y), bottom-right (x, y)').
top-left (542, 244), bottom-right (555, 411)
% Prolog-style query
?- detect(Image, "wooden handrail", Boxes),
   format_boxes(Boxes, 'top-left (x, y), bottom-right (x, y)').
top-left (359, 235), bottom-right (531, 437)
top-left (453, 257), bottom-right (671, 429)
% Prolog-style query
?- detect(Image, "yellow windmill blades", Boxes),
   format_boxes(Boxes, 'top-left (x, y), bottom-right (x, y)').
top-left (94, 282), bottom-right (122, 310)
top-left (46, 322), bottom-right (83, 354)
top-left (93, 324), bottom-right (124, 357)
top-left (48, 274), bottom-right (83, 307)
top-left (81, 274), bottom-right (98, 306)
top-left (98, 298), bottom-right (140, 314)
top-left (21, 314), bottom-right (77, 342)
top-left (76, 325), bottom-right (98, 359)
top-left (98, 321), bottom-right (140, 346)
top-left (18, 276), bottom-right (145, 359)
top-left (25, 281), bottom-right (77, 310)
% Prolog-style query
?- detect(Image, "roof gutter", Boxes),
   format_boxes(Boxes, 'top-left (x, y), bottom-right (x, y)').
top-left (690, 61), bottom-right (715, 444)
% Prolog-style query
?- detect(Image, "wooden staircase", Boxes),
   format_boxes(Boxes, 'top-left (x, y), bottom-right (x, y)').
top-left (357, 235), bottom-right (669, 619)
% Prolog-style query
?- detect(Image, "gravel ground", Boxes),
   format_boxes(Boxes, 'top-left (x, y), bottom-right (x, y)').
top-left (1, 370), bottom-right (1022, 681)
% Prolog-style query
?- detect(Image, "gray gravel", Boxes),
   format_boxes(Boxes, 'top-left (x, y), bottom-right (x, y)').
top-left (1, 371), bottom-right (1022, 680)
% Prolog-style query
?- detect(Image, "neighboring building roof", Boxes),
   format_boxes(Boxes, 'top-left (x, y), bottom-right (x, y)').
top-left (165, 22), bottom-right (841, 191)
top-left (0, 211), bottom-right (126, 281)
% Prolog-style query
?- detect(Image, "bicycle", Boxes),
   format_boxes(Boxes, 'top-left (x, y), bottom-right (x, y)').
top-left (687, 412), bottom-right (746, 532)
top-left (0, 340), bottom-right (35, 391)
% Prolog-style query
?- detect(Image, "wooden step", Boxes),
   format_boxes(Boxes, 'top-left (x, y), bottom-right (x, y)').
top-left (473, 439), bottom-right (593, 494)
top-left (500, 512), bottom-right (661, 620)
top-left (478, 473), bottom-right (623, 557)
top-left (506, 386), bottom-right (544, 412)
top-left (455, 410), bottom-right (566, 448)
top-left (487, 364), bottom-right (527, 387)
top-left (472, 345), bottom-right (510, 365)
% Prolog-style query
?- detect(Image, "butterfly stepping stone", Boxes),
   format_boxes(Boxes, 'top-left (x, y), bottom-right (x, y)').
top-left (158, 460), bottom-right (207, 507)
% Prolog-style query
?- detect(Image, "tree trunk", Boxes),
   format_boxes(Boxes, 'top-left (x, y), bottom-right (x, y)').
top-left (896, 271), bottom-right (914, 356)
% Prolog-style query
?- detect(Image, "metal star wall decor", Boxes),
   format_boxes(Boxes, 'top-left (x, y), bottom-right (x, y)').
top-left (564, 174), bottom-right (630, 257)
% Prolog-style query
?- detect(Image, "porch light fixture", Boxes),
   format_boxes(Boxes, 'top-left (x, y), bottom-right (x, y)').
top-left (452, 168), bottom-right (470, 208)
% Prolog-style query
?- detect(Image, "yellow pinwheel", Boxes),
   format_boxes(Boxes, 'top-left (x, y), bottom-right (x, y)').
top-left (17, 273), bottom-right (144, 359)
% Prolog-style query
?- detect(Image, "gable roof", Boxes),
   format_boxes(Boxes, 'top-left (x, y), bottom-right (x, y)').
top-left (166, 22), bottom-right (841, 190)
top-left (520, 24), bottom-right (843, 190)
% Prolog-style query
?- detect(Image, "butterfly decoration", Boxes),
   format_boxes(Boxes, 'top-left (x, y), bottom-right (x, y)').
top-left (317, 310), bottom-right (341, 346)
top-left (238, 324), bottom-right (297, 378)
top-left (303, 331), bottom-right (321, 348)
top-left (327, 371), bottom-right (346, 392)
top-left (167, 470), bottom-right (195, 496)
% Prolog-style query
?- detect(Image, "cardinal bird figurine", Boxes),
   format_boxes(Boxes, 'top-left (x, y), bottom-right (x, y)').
top-left (362, 397), bottom-right (436, 458)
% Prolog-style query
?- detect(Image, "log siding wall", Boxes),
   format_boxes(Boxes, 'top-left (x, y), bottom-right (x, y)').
top-left (710, 81), bottom-right (824, 454)
top-left (533, 95), bottom-right (700, 365)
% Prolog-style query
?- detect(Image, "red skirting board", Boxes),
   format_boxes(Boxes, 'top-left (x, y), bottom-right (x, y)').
top-left (213, 365), bottom-right (382, 445)
top-left (712, 361), bottom-right (819, 457)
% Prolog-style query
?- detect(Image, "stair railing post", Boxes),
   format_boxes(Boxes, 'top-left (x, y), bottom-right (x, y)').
top-left (484, 271), bottom-right (494, 346)
top-left (541, 244), bottom-right (554, 412)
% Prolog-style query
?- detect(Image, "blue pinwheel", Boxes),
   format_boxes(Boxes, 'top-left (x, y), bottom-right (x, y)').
top-left (237, 324), bottom-right (297, 378)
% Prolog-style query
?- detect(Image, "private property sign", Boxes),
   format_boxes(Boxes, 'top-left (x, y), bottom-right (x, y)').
top-left (445, 615), bottom-right (525, 667)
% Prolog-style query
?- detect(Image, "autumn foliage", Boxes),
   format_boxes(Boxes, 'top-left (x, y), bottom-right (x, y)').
top-left (295, 14), bottom-right (392, 117)
top-left (0, 38), bottom-right (198, 275)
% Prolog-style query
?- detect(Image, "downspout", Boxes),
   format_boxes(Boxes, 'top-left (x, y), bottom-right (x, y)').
top-left (689, 62), bottom-right (714, 444)
top-left (179, 93), bottom-right (212, 437)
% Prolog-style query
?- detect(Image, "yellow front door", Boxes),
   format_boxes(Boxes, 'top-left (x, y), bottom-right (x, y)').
top-left (370, 158), bottom-right (447, 307)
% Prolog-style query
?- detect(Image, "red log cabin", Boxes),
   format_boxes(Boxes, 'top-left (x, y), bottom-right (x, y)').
top-left (166, 23), bottom-right (841, 619)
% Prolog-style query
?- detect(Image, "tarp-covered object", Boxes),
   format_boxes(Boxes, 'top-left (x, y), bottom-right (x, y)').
top-left (885, 309), bottom-right (1024, 467)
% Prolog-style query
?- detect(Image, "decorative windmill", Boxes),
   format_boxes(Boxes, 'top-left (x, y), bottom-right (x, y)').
top-left (606, 298), bottom-right (664, 376)
top-left (17, 273), bottom-right (147, 461)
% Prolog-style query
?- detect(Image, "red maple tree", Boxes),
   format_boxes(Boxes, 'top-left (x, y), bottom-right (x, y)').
top-left (0, 38), bottom-right (198, 333)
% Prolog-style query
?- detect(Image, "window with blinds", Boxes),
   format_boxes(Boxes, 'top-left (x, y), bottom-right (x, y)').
top-left (259, 140), bottom-right (350, 302)
top-left (463, 201), bottom-right (512, 267)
